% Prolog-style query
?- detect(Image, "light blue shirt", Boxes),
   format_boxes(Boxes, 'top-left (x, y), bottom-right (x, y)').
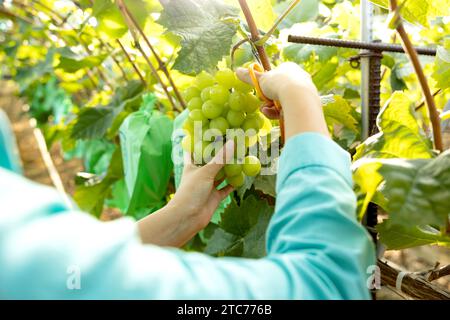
top-left (0, 133), bottom-right (375, 299)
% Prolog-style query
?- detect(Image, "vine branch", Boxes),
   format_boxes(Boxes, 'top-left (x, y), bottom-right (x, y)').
top-left (255, 0), bottom-right (301, 46)
top-left (378, 260), bottom-right (450, 300)
top-left (0, 6), bottom-right (33, 24)
top-left (238, 0), bottom-right (271, 71)
top-left (116, 39), bottom-right (147, 88)
top-left (389, 0), bottom-right (443, 152)
top-left (116, 0), bottom-right (181, 111)
top-left (116, 0), bottom-right (186, 110)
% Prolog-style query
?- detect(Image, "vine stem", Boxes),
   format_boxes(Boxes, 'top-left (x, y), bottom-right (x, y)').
top-left (0, 6), bottom-right (33, 24)
top-left (255, 0), bottom-right (301, 46)
top-left (238, 0), bottom-right (286, 145)
top-left (116, 0), bottom-right (181, 112)
top-left (116, 39), bottom-right (147, 88)
top-left (99, 39), bottom-right (129, 82)
top-left (389, 0), bottom-right (443, 152)
top-left (238, 0), bottom-right (271, 71)
top-left (116, 0), bottom-right (186, 110)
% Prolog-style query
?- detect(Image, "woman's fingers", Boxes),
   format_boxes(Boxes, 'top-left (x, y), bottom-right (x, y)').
top-left (183, 151), bottom-right (195, 172)
top-left (216, 185), bottom-right (234, 201)
top-left (261, 102), bottom-right (280, 119)
top-left (236, 67), bottom-right (263, 85)
top-left (204, 140), bottom-right (235, 175)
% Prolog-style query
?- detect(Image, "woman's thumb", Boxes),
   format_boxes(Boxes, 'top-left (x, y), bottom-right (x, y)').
top-left (236, 67), bottom-right (262, 85)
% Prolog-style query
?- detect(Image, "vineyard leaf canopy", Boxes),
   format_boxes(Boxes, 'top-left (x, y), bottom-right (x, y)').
top-left (352, 160), bottom-right (384, 220)
top-left (370, 0), bottom-right (450, 27)
top-left (56, 50), bottom-right (108, 73)
top-left (274, 0), bottom-right (319, 29)
top-left (72, 81), bottom-right (144, 140)
top-left (354, 92), bottom-right (433, 160)
top-left (224, 0), bottom-right (276, 32)
top-left (379, 151), bottom-right (450, 228)
top-left (74, 147), bottom-right (124, 217)
top-left (158, 0), bottom-right (239, 74)
top-left (92, 0), bottom-right (162, 39)
top-left (323, 95), bottom-right (359, 133)
top-left (205, 196), bottom-right (274, 258)
top-left (377, 220), bottom-right (450, 250)
top-left (432, 39), bottom-right (450, 90)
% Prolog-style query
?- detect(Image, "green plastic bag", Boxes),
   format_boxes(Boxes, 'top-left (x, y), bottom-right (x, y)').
top-left (119, 95), bottom-right (173, 219)
top-left (172, 110), bottom-right (231, 224)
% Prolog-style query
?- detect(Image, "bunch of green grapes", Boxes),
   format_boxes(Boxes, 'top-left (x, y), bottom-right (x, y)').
top-left (181, 69), bottom-right (269, 188)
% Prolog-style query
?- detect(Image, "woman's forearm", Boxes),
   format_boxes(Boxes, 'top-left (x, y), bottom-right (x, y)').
top-left (137, 203), bottom-right (199, 247)
top-left (279, 83), bottom-right (329, 141)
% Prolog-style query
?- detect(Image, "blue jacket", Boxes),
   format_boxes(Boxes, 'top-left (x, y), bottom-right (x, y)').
top-left (0, 133), bottom-right (375, 299)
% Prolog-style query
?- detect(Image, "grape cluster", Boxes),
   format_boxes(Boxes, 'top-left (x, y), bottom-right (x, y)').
top-left (181, 69), bottom-right (267, 188)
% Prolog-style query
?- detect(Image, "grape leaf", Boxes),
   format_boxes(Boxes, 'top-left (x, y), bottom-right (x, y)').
top-left (158, 0), bottom-right (239, 74)
top-left (432, 41), bottom-right (450, 90)
top-left (254, 174), bottom-right (276, 198)
top-left (71, 107), bottom-right (117, 140)
top-left (370, 0), bottom-right (450, 27)
top-left (378, 151), bottom-right (450, 228)
top-left (224, 0), bottom-right (276, 32)
top-left (377, 220), bottom-right (450, 250)
top-left (312, 61), bottom-right (338, 90)
top-left (71, 81), bottom-right (144, 140)
top-left (323, 95), bottom-right (358, 133)
top-left (205, 196), bottom-right (274, 258)
top-left (57, 53), bottom-right (107, 73)
top-left (74, 148), bottom-right (124, 217)
top-left (93, 0), bottom-right (161, 39)
top-left (274, 0), bottom-right (319, 29)
top-left (354, 92), bottom-right (433, 160)
top-left (352, 160), bottom-right (384, 220)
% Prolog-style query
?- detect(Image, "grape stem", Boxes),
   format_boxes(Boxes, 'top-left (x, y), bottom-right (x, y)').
top-left (116, 0), bottom-right (182, 112)
top-left (116, 0), bottom-right (186, 110)
top-left (255, 0), bottom-right (302, 46)
top-left (116, 39), bottom-right (148, 88)
top-left (238, 0), bottom-right (272, 71)
top-left (388, 0), bottom-right (443, 152)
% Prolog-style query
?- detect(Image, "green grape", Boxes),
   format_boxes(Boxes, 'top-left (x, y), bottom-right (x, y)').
top-left (210, 85), bottom-right (230, 105)
top-left (246, 112), bottom-right (265, 129)
top-left (201, 87), bottom-right (212, 101)
top-left (243, 93), bottom-right (260, 113)
top-left (234, 78), bottom-right (253, 93)
top-left (245, 134), bottom-right (258, 148)
top-left (221, 103), bottom-right (230, 118)
top-left (193, 140), bottom-right (210, 164)
top-left (209, 117), bottom-right (229, 135)
top-left (189, 109), bottom-right (208, 124)
top-left (215, 69), bottom-right (236, 89)
top-left (202, 100), bottom-right (223, 119)
top-left (229, 91), bottom-right (246, 111)
top-left (187, 97), bottom-right (203, 111)
top-left (183, 87), bottom-right (200, 101)
top-left (227, 172), bottom-right (245, 188)
top-left (196, 71), bottom-right (215, 90)
top-left (243, 156), bottom-right (261, 177)
top-left (183, 118), bottom-right (195, 134)
top-left (224, 163), bottom-right (242, 177)
top-left (242, 117), bottom-right (260, 132)
top-left (226, 110), bottom-right (246, 127)
top-left (215, 168), bottom-right (225, 181)
top-left (181, 135), bottom-right (194, 152)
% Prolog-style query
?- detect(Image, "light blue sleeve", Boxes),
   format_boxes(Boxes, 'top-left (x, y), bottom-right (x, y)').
top-left (0, 133), bottom-right (375, 300)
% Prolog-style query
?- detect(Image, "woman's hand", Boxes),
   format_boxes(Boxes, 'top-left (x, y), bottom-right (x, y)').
top-left (137, 141), bottom-right (235, 247)
top-left (236, 62), bottom-right (329, 140)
